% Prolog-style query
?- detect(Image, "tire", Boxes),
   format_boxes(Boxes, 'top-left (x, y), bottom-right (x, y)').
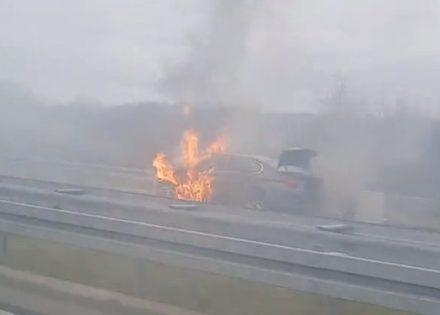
top-left (155, 181), bottom-right (174, 199)
top-left (244, 186), bottom-right (266, 211)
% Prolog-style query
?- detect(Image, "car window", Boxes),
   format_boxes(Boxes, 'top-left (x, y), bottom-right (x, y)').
top-left (196, 155), bottom-right (228, 171)
top-left (223, 156), bottom-right (262, 174)
top-left (197, 156), bottom-right (262, 174)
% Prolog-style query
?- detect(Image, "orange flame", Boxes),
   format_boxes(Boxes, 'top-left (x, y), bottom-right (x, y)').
top-left (152, 130), bottom-right (227, 202)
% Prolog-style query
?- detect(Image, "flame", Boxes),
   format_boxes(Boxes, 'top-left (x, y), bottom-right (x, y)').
top-left (152, 153), bottom-right (178, 186)
top-left (152, 129), bottom-right (227, 202)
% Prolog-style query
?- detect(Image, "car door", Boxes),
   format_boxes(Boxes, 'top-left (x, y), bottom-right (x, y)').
top-left (202, 155), bottom-right (263, 205)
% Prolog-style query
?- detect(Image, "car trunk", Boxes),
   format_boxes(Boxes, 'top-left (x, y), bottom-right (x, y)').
top-left (277, 148), bottom-right (317, 171)
top-left (277, 148), bottom-right (321, 210)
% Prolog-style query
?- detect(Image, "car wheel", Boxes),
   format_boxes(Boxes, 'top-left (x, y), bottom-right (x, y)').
top-left (244, 186), bottom-right (266, 211)
top-left (155, 182), bottom-right (174, 199)
top-left (245, 200), bottom-right (264, 210)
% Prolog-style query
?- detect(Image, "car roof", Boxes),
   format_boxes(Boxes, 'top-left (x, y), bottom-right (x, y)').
top-left (210, 153), bottom-right (278, 168)
top-left (282, 147), bottom-right (317, 155)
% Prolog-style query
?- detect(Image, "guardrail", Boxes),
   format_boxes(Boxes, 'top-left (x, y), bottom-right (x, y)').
top-left (0, 196), bottom-right (439, 314)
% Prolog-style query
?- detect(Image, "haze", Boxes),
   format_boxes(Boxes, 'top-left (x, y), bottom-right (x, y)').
top-left (1, 0), bottom-right (440, 112)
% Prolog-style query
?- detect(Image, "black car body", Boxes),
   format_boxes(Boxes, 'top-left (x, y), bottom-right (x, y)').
top-left (156, 148), bottom-right (322, 213)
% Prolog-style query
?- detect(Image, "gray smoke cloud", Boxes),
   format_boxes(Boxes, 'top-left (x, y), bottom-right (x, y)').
top-left (1, 0), bottom-right (440, 221)
top-left (161, 0), bottom-right (440, 113)
top-left (1, 0), bottom-right (439, 112)
top-left (161, 0), bottom-right (252, 106)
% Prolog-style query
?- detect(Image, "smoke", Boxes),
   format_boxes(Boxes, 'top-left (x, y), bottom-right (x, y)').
top-left (160, 1), bottom-right (440, 113)
top-left (161, 0), bottom-right (253, 106)
top-left (2, 0), bottom-right (440, 220)
top-left (1, 0), bottom-right (439, 110)
top-left (161, 1), bottom-right (311, 110)
top-left (156, 0), bottom-right (440, 217)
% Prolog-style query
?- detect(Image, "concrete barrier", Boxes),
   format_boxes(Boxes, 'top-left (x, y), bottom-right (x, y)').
top-left (357, 191), bottom-right (440, 231)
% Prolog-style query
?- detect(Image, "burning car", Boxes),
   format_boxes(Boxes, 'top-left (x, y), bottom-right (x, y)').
top-left (152, 130), bottom-right (321, 213)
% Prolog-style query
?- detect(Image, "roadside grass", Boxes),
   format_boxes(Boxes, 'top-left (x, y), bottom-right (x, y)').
top-left (2, 235), bottom-right (410, 315)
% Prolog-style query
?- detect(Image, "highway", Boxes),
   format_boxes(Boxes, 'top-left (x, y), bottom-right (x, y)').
top-left (0, 175), bottom-right (439, 266)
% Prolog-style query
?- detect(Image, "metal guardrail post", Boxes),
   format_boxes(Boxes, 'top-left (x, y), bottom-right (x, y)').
top-left (0, 233), bottom-right (6, 262)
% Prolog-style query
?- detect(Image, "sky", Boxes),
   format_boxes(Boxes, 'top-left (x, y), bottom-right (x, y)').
top-left (1, 0), bottom-right (440, 112)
